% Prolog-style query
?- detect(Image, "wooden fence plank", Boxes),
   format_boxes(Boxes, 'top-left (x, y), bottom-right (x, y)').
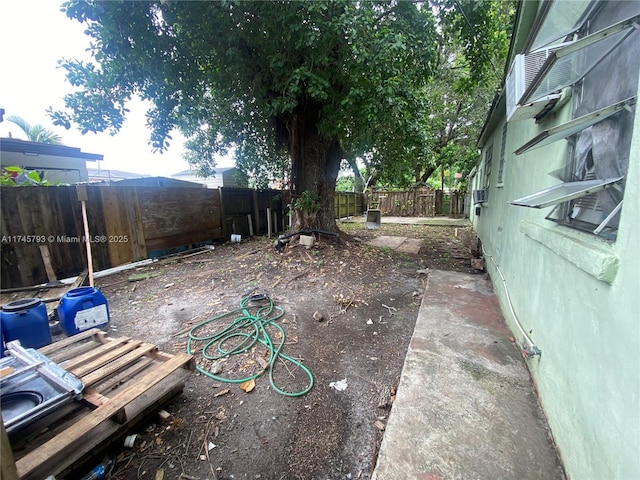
top-left (138, 187), bottom-right (221, 252)
top-left (373, 188), bottom-right (437, 217)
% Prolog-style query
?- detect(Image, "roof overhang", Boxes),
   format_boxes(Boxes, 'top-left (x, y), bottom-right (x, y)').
top-left (0, 138), bottom-right (103, 162)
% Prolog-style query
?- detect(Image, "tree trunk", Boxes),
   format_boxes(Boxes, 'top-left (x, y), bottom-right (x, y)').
top-left (286, 102), bottom-right (342, 232)
top-left (346, 154), bottom-right (365, 193)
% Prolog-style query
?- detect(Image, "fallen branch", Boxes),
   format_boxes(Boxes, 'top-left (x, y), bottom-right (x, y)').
top-left (285, 267), bottom-right (311, 287)
top-left (381, 303), bottom-right (397, 316)
top-left (235, 249), bottom-right (263, 261)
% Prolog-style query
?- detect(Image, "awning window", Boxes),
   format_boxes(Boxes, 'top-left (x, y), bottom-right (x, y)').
top-left (509, 177), bottom-right (623, 208)
top-left (522, 14), bottom-right (640, 105)
top-left (527, 0), bottom-right (600, 52)
top-left (514, 97), bottom-right (636, 155)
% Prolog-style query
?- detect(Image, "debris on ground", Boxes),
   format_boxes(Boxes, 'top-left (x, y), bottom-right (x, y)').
top-left (329, 378), bottom-right (349, 392)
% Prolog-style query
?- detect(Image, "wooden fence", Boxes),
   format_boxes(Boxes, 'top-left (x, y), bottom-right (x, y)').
top-left (334, 192), bottom-right (364, 218)
top-left (371, 187), bottom-right (437, 217)
top-left (370, 188), bottom-right (466, 217)
top-left (1, 186), bottom-right (366, 289)
top-left (1, 185), bottom-right (224, 288)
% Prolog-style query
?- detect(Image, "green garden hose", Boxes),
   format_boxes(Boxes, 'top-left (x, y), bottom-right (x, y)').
top-left (186, 295), bottom-right (314, 397)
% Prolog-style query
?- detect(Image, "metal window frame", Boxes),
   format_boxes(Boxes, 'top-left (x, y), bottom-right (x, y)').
top-left (525, 0), bottom-right (602, 53)
top-left (521, 14), bottom-right (640, 105)
top-left (483, 144), bottom-right (493, 188)
top-left (514, 97), bottom-right (636, 155)
top-left (508, 176), bottom-right (623, 208)
top-left (497, 123), bottom-right (508, 184)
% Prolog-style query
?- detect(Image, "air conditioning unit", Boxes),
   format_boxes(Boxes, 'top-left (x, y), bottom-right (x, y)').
top-left (473, 189), bottom-right (488, 204)
top-left (506, 46), bottom-right (565, 122)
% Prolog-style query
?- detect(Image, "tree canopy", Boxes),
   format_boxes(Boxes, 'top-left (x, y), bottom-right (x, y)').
top-left (52, 0), bottom-right (512, 228)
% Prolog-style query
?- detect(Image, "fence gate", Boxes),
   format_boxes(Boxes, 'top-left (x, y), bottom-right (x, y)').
top-left (371, 187), bottom-right (437, 217)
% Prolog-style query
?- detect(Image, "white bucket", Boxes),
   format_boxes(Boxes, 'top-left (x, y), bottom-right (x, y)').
top-left (231, 234), bottom-right (241, 243)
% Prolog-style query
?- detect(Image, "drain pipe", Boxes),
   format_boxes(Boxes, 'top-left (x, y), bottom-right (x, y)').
top-left (482, 244), bottom-right (542, 359)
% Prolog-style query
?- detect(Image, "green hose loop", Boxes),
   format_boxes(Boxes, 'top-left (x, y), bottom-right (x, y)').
top-left (186, 295), bottom-right (314, 397)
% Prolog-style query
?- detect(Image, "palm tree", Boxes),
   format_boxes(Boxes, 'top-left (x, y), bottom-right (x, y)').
top-left (6, 115), bottom-right (63, 144)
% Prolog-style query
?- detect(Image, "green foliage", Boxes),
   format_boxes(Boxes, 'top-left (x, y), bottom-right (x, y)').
top-left (335, 175), bottom-right (355, 193)
top-left (52, 1), bottom-right (436, 177)
top-left (50, 0), bottom-right (513, 224)
top-left (433, 0), bottom-right (514, 88)
top-left (6, 116), bottom-right (63, 144)
top-left (1, 166), bottom-right (56, 186)
top-left (363, 0), bottom-right (515, 189)
top-left (292, 190), bottom-right (321, 214)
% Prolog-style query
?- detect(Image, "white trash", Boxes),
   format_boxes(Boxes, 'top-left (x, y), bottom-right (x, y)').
top-left (124, 434), bottom-right (138, 448)
top-left (329, 378), bottom-right (348, 392)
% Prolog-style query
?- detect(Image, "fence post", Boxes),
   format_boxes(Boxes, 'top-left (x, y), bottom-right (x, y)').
top-left (218, 187), bottom-right (228, 240)
top-left (267, 207), bottom-right (272, 238)
top-left (253, 190), bottom-right (260, 236)
top-left (76, 185), bottom-right (94, 287)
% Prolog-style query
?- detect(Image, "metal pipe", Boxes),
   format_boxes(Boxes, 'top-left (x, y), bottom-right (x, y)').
top-left (482, 244), bottom-right (542, 358)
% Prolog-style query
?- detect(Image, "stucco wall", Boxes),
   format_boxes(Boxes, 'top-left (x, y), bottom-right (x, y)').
top-left (470, 2), bottom-right (640, 475)
top-left (473, 60), bottom-right (640, 480)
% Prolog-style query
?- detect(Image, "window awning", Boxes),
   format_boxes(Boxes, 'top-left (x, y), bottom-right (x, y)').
top-left (509, 176), bottom-right (623, 208)
top-left (514, 97), bottom-right (636, 155)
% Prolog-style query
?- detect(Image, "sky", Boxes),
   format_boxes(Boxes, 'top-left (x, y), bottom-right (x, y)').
top-left (0, 1), bottom-right (233, 176)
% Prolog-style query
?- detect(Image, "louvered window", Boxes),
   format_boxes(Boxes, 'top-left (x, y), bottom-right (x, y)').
top-left (509, 1), bottom-right (640, 240)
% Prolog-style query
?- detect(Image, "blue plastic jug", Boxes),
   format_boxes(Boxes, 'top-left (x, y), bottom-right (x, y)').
top-left (58, 287), bottom-right (110, 336)
top-left (1, 298), bottom-right (52, 349)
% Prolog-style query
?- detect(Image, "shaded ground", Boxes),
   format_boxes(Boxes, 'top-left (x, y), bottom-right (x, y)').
top-left (75, 219), bottom-right (478, 480)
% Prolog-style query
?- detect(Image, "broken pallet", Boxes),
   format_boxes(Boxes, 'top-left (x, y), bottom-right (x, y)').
top-left (7, 328), bottom-right (194, 480)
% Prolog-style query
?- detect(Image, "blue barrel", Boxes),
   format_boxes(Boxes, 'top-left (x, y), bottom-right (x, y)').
top-left (58, 287), bottom-right (110, 336)
top-left (0, 299), bottom-right (52, 349)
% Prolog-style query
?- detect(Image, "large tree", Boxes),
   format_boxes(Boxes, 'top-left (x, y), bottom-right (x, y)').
top-left (352, 0), bottom-right (513, 191)
top-left (52, 1), bottom-right (437, 230)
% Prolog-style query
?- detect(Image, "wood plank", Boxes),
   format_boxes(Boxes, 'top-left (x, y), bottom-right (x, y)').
top-left (38, 245), bottom-right (57, 282)
top-left (1, 421), bottom-right (19, 480)
top-left (92, 357), bottom-right (155, 395)
top-left (41, 376), bottom-right (188, 480)
top-left (145, 228), bottom-right (223, 252)
top-left (15, 353), bottom-right (193, 479)
top-left (38, 329), bottom-right (104, 356)
top-left (139, 187), bottom-right (221, 244)
top-left (78, 343), bottom-right (156, 386)
top-left (127, 187), bottom-right (147, 260)
top-left (80, 389), bottom-right (111, 409)
top-left (57, 337), bottom-right (133, 372)
top-left (84, 186), bottom-right (111, 272)
top-left (69, 340), bottom-right (145, 379)
top-left (101, 187), bottom-right (134, 266)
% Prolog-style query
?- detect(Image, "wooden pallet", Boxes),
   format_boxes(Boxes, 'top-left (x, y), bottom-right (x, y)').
top-left (5, 328), bottom-right (194, 480)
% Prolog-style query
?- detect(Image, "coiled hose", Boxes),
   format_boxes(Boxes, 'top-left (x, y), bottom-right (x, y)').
top-left (186, 294), bottom-right (314, 397)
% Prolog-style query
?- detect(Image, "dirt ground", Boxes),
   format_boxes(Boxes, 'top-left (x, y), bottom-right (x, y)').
top-left (81, 219), bottom-right (477, 480)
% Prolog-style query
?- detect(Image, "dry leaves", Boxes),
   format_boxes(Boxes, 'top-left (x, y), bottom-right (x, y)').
top-left (239, 379), bottom-right (256, 393)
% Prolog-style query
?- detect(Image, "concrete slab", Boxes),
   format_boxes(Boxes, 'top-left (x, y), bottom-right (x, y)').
top-left (366, 236), bottom-right (422, 254)
top-left (372, 270), bottom-right (564, 480)
top-left (395, 238), bottom-right (422, 254)
top-left (367, 236), bottom-right (408, 250)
